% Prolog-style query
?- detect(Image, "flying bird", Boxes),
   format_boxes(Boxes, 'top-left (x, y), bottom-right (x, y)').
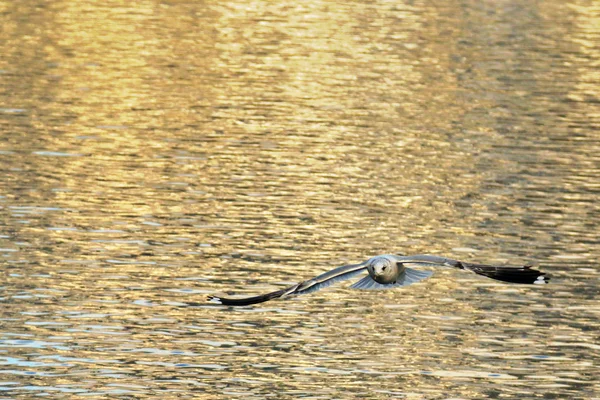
top-left (207, 254), bottom-right (548, 306)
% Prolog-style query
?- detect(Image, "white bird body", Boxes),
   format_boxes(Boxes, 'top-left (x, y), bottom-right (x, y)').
top-left (208, 254), bottom-right (548, 306)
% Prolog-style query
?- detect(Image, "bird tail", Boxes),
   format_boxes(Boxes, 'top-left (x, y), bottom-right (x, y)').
top-left (460, 262), bottom-right (549, 284)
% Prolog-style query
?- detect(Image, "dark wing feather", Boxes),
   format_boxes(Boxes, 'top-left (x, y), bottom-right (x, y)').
top-left (207, 284), bottom-right (300, 306)
top-left (458, 262), bottom-right (549, 284)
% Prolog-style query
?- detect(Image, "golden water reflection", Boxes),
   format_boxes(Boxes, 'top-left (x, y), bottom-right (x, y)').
top-left (1, 0), bottom-right (599, 398)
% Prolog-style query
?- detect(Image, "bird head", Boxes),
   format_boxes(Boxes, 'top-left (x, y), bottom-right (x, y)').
top-left (367, 256), bottom-right (401, 284)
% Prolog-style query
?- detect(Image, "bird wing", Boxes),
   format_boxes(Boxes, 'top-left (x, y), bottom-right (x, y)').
top-left (390, 254), bottom-right (549, 284)
top-left (208, 261), bottom-right (368, 306)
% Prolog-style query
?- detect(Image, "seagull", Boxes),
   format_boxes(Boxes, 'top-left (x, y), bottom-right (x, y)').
top-left (207, 254), bottom-right (548, 306)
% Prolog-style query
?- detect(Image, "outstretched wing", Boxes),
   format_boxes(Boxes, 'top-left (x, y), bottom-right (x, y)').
top-left (390, 254), bottom-right (549, 284)
top-left (208, 261), bottom-right (368, 306)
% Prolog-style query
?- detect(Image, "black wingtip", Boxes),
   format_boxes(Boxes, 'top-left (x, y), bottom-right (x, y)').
top-left (531, 268), bottom-right (550, 285)
top-left (465, 263), bottom-right (549, 284)
top-left (206, 286), bottom-right (295, 306)
top-left (207, 295), bottom-right (223, 304)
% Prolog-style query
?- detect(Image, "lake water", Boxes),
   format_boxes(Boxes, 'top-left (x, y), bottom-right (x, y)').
top-left (1, 1), bottom-right (599, 399)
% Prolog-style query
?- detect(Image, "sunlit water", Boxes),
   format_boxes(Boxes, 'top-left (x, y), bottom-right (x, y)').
top-left (1, 1), bottom-right (599, 399)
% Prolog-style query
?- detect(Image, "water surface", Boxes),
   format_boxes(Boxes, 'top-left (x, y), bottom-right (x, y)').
top-left (1, 0), bottom-right (599, 398)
